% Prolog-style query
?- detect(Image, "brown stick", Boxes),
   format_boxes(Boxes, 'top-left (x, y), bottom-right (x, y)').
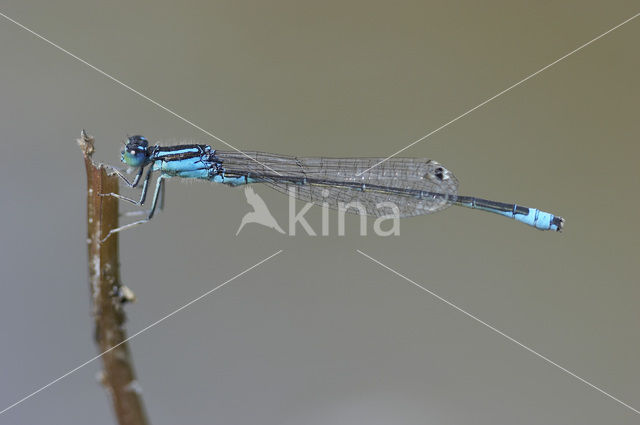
top-left (79, 131), bottom-right (149, 425)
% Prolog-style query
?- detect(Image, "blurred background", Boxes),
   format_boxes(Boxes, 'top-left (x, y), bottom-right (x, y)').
top-left (1, 1), bottom-right (639, 424)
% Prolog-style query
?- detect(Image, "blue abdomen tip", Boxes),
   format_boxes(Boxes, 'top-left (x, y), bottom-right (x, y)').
top-left (515, 209), bottom-right (564, 231)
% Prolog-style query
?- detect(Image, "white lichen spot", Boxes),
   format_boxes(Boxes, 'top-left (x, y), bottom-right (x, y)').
top-left (119, 285), bottom-right (136, 303)
top-left (91, 254), bottom-right (101, 301)
top-left (125, 380), bottom-right (143, 395)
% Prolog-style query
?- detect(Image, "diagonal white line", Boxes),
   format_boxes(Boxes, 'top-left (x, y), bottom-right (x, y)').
top-left (356, 11), bottom-right (640, 176)
top-left (0, 250), bottom-right (283, 416)
top-left (356, 249), bottom-right (640, 415)
top-left (0, 10), bottom-right (282, 176)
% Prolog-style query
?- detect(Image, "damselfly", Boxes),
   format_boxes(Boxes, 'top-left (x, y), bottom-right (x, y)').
top-left (102, 135), bottom-right (564, 240)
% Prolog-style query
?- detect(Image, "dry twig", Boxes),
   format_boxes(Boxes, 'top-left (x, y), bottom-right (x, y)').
top-left (79, 130), bottom-right (149, 425)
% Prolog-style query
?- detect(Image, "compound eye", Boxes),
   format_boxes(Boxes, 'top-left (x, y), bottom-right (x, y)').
top-left (122, 151), bottom-right (147, 167)
top-left (121, 135), bottom-right (150, 167)
top-left (127, 135), bottom-right (149, 149)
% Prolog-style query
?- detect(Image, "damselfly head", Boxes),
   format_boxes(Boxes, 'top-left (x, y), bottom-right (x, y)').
top-left (122, 135), bottom-right (150, 167)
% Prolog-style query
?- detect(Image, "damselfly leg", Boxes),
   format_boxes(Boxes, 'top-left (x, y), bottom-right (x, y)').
top-left (100, 168), bottom-right (166, 243)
